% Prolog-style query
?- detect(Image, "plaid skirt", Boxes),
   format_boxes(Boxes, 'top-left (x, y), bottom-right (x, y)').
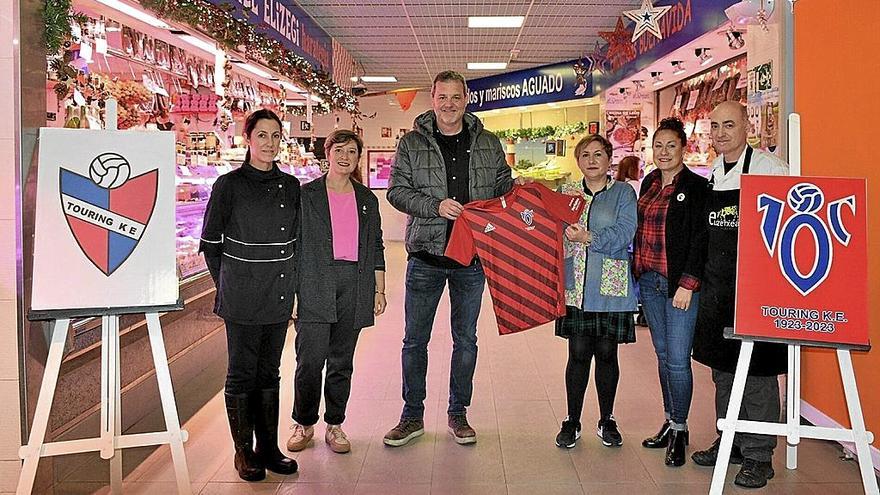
top-left (554, 306), bottom-right (636, 344)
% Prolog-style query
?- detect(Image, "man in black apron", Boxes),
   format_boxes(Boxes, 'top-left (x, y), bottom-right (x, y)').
top-left (691, 101), bottom-right (789, 489)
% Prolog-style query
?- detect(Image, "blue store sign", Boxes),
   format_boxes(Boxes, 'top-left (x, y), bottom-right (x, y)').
top-left (466, 61), bottom-right (593, 112)
top-left (204, 0), bottom-right (333, 72)
top-left (467, 0), bottom-right (737, 112)
top-left (594, 0), bottom-right (738, 90)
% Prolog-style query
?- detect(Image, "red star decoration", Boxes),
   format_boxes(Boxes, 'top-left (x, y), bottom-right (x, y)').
top-left (599, 17), bottom-right (636, 72)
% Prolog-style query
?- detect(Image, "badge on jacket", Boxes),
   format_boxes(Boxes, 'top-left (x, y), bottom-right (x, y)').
top-left (677, 193), bottom-right (686, 202)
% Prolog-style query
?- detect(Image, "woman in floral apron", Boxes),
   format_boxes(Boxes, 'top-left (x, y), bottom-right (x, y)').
top-left (554, 134), bottom-right (638, 449)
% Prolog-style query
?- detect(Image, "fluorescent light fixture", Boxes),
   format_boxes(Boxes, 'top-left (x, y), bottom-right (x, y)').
top-left (95, 0), bottom-right (169, 28)
top-left (468, 16), bottom-right (525, 28)
top-left (350, 76), bottom-right (359, 82)
top-left (233, 61), bottom-right (272, 79)
top-left (467, 62), bottom-right (508, 70)
top-left (284, 100), bottom-right (306, 106)
top-left (280, 81), bottom-right (305, 93)
top-left (176, 34), bottom-right (222, 56)
top-left (310, 95), bottom-right (324, 103)
top-left (360, 76), bottom-right (398, 83)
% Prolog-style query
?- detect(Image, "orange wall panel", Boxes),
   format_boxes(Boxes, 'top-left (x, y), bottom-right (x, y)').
top-left (795, 2), bottom-right (880, 444)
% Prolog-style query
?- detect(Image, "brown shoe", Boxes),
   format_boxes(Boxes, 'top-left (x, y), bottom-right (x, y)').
top-left (286, 424), bottom-right (314, 452)
top-left (383, 419), bottom-right (425, 447)
top-left (325, 424), bottom-right (351, 454)
top-left (448, 414), bottom-right (476, 445)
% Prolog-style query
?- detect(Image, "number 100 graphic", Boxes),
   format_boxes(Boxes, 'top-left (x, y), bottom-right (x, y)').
top-left (758, 182), bottom-right (856, 296)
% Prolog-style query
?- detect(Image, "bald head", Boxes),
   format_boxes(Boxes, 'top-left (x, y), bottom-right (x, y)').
top-left (710, 100), bottom-right (749, 161)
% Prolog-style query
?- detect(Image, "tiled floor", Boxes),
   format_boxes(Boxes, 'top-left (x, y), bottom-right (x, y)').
top-left (57, 242), bottom-right (871, 494)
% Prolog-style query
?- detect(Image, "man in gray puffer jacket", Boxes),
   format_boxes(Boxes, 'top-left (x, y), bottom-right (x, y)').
top-left (384, 70), bottom-right (513, 447)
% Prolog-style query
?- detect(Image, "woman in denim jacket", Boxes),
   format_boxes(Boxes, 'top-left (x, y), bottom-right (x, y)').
top-left (554, 134), bottom-right (638, 449)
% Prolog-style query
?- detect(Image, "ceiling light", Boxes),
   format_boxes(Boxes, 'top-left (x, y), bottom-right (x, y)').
top-left (350, 76), bottom-right (359, 82)
top-left (95, 0), bottom-right (169, 28)
top-left (468, 16), bottom-right (525, 28)
top-left (696, 48), bottom-right (714, 66)
top-left (233, 61), bottom-right (272, 79)
top-left (310, 95), bottom-right (324, 103)
top-left (360, 76), bottom-right (398, 83)
top-left (467, 62), bottom-right (508, 70)
top-left (671, 60), bottom-right (686, 75)
top-left (175, 33), bottom-right (223, 56)
top-left (727, 29), bottom-right (745, 49)
top-left (651, 71), bottom-right (664, 86)
top-left (285, 100), bottom-right (305, 106)
top-left (280, 81), bottom-right (305, 93)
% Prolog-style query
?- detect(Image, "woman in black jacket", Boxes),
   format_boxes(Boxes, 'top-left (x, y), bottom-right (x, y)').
top-left (199, 109), bottom-right (299, 481)
top-left (286, 129), bottom-right (386, 454)
top-left (633, 118), bottom-right (708, 467)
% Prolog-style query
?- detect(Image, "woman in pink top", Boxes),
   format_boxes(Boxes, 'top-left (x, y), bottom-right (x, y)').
top-left (287, 130), bottom-right (387, 455)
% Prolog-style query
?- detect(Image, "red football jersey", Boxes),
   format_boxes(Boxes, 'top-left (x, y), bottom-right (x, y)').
top-left (445, 183), bottom-right (585, 335)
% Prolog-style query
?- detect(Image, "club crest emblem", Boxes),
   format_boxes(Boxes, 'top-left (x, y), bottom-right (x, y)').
top-left (758, 182), bottom-right (855, 296)
top-left (520, 209), bottom-right (534, 227)
top-left (59, 152), bottom-right (158, 276)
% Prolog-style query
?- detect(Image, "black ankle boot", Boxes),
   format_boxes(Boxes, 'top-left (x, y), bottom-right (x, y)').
top-left (225, 392), bottom-right (266, 482)
top-left (253, 388), bottom-right (298, 475)
top-left (642, 420), bottom-right (672, 449)
top-left (665, 429), bottom-right (689, 467)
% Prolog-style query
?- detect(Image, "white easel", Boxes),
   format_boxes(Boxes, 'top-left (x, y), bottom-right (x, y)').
top-left (17, 310), bottom-right (192, 495)
top-left (17, 101), bottom-right (192, 494)
top-left (709, 114), bottom-right (878, 494)
top-left (709, 335), bottom-right (877, 494)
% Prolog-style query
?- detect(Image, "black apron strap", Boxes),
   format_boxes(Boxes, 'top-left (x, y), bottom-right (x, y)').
top-left (742, 146), bottom-right (754, 175)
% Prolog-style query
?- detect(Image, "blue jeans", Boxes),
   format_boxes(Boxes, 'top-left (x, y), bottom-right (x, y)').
top-left (401, 257), bottom-right (485, 420)
top-left (639, 271), bottom-right (700, 426)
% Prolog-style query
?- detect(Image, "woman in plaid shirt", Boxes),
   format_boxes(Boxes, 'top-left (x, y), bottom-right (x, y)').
top-left (633, 118), bottom-right (709, 467)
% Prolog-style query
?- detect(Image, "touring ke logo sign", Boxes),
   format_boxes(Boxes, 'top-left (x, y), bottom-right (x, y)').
top-left (60, 152), bottom-right (158, 276)
top-left (757, 182), bottom-right (856, 296)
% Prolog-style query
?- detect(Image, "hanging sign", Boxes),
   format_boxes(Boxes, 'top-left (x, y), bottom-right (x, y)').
top-left (204, 0), bottom-right (333, 72)
top-left (31, 128), bottom-right (178, 314)
top-left (734, 175), bottom-right (869, 348)
top-left (466, 61), bottom-right (593, 112)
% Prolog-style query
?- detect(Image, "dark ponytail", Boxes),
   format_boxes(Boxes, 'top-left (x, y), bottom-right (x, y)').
top-left (243, 108), bottom-right (284, 163)
top-left (654, 117), bottom-right (687, 147)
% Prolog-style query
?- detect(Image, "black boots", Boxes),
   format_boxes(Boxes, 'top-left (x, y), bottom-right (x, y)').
top-left (252, 388), bottom-right (298, 475)
top-left (642, 420), bottom-right (672, 448)
top-left (225, 392), bottom-right (266, 482)
top-left (664, 429), bottom-right (689, 466)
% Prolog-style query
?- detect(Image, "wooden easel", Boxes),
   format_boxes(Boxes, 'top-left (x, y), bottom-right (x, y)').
top-left (17, 307), bottom-right (192, 495)
top-left (709, 331), bottom-right (878, 494)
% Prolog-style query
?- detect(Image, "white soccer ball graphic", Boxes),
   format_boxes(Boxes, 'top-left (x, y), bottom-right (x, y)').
top-left (89, 152), bottom-right (131, 189)
top-left (787, 182), bottom-right (824, 214)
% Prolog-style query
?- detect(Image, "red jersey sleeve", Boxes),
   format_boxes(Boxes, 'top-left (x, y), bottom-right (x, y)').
top-left (444, 211), bottom-right (476, 265)
top-left (533, 183), bottom-right (585, 224)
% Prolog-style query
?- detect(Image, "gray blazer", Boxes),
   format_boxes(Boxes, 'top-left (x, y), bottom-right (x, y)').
top-left (296, 175), bottom-right (385, 329)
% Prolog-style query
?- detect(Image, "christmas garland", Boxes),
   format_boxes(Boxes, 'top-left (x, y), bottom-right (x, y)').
top-left (43, 0), bottom-right (87, 55)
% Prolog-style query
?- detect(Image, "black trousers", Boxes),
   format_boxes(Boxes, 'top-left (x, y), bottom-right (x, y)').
top-left (224, 320), bottom-right (289, 395)
top-left (293, 262), bottom-right (362, 426)
top-left (565, 333), bottom-right (620, 423)
top-left (713, 369), bottom-right (781, 462)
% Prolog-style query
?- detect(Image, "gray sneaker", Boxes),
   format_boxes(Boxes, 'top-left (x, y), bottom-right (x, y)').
top-left (383, 419), bottom-right (425, 447)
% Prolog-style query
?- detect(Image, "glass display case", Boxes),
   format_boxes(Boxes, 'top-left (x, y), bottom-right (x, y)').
top-left (175, 137), bottom-right (324, 280)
